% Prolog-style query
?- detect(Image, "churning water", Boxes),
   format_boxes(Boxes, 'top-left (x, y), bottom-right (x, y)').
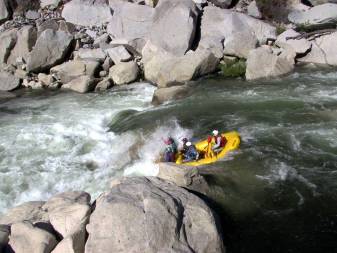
top-left (0, 69), bottom-right (337, 252)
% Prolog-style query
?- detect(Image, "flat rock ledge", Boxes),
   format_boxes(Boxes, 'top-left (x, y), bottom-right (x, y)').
top-left (0, 176), bottom-right (224, 253)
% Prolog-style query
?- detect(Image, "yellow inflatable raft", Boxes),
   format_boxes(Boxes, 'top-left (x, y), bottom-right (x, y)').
top-left (175, 131), bottom-right (241, 166)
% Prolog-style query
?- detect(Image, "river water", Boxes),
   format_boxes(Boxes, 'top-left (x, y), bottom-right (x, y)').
top-left (0, 69), bottom-right (336, 252)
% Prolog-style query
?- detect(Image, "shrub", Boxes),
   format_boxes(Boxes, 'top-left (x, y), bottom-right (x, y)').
top-left (219, 59), bottom-right (246, 78)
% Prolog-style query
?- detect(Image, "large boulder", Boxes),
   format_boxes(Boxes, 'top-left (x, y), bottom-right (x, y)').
top-left (288, 3), bottom-right (337, 28)
top-left (8, 221), bottom-right (58, 253)
top-left (297, 32), bottom-right (337, 65)
top-left (144, 47), bottom-right (219, 88)
top-left (26, 29), bottom-right (74, 73)
top-left (246, 46), bottom-right (295, 80)
top-left (104, 46), bottom-right (132, 63)
top-left (62, 75), bottom-right (99, 93)
top-left (152, 85), bottom-right (190, 105)
top-left (199, 6), bottom-right (276, 59)
top-left (85, 177), bottom-right (224, 253)
top-left (62, 0), bottom-right (112, 26)
top-left (275, 29), bottom-right (311, 55)
top-left (0, 201), bottom-right (49, 225)
top-left (148, 0), bottom-right (199, 56)
top-left (0, 71), bottom-right (21, 91)
top-left (107, 1), bottom-right (154, 53)
top-left (0, 0), bottom-right (10, 24)
top-left (7, 26), bottom-right (37, 66)
top-left (0, 29), bottom-right (17, 67)
top-left (49, 197), bottom-right (91, 253)
top-left (50, 60), bottom-right (99, 84)
top-left (109, 61), bottom-right (139, 85)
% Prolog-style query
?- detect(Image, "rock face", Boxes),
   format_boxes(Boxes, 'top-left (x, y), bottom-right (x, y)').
top-left (85, 177), bottom-right (224, 253)
top-left (62, 75), bottom-right (98, 93)
top-left (0, 72), bottom-right (21, 91)
top-left (247, 1), bottom-right (262, 19)
top-left (40, 0), bottom-right (62, 9)
top-left (62, 0), bottom-right (112, 26)
top-left (8, 221), bottom-right (58, 253)
top-left (144, 48), bottom-right (219, 88)
top-left (149, 0), bottom-right (199, 56)
top-left (51, 60), bottom-right (99, 84)
top-left (109, 61), bottom-right (139, 85)
top-left (0, 201), bottom-right (49, 225)
top-left (0, 0), bottom-right (10, 24)
top-left (246, 46), bottom-right (295, 80)
top-left (275, 29), bottom-right (311, 55)
top-left (288, 3), bottom-right (337, 28)
top-left (152, 85), bottom-right (190, 105)
top-left (7, 25), bottom-right (37, 65)
top-left (297, 32), bottom-right (337, 66)
top-left (26, 29), bottom-right (74, 73)
top-left (107, 1), bottom-right (154, 53)
top-left (0, 29), bottom-right (17, 66)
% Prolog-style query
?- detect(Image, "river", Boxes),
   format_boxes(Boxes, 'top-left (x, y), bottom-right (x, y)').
top-left (0, 68), bottom-right (336, 252)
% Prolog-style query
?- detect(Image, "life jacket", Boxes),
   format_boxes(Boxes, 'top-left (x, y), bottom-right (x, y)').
top-left (214, 135), bottom-right (227, 148)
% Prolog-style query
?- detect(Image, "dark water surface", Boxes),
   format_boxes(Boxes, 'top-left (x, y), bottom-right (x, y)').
top-left (1, 70), bottom-right (337, 252)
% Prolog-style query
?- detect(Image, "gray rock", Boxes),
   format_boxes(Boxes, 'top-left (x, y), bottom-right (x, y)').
top-left (102, 56), bottom-right (113, 71)
top-left (247, 1), bottom-right (262, 19)
top-left (105, 46), bottom-right (132, 63)
top-left (38, 73), bottom-right (54, 86)
top-left (25, 10), bottom-right (40, 20)
top-left (93, 33), bottom-right (110, 48)
top-left (149, 0), bottom-right (199, 56)
top-left (107, 1), bottom-right (154, 53)
top-left (26, 29), bottom-right (74, 73)
top-left (275, 29), bottom-right (311, 55)
top-left (40, 0), bottom-right (62, 9)
top-left (0, 0), bottom-right (10, 24)
top-left (246, 46), bottom-right (295, 80)
top-left (109, 61), bottom-right (139, 85)
top-left (85, 177), bottom-right (224, 253)
top-left (288, 3), bottom-right (337, 28)
top-left (0, 201), bottom-right (49, 225)
top-left (37, 19), bottom-right (59, 36)
top-left (78, 48), bottom-right (106, 62)
top-left (0, 29), bottom-right (17, 66)
top-left (51, 228), bottom-right (85, 253)
top-left (95, 78), bottom-right (112, 92)
top-left (9, 221), bottom-right (58, 253)
top-left (62, 75), bottom-right (98, 93)
top-left (157, 163), bottom-right (209, 193)
top-left (152, 85), bottom-right (190, 105)
top-left (7, 26), bottom-right (37, 66)
top-left (43, 191), bottom-right (91, 213)
top-left (0, 71), bottom-right (21, 91)
top-left (309, 0), bottom-right (337, 5)
top-left (15, 69), bottom-right (28, 79)
top-left (0, 225), bottom-right (9, 252)
top-left (50, 60), bottom-right (99, 84)
top-left (144, 47), bottom-right (219, 88)
top-left (62, 0), bottom-right (113, 26)
top-left (297, 32), bottom-right (337, 65)
top-left (58, 20), bottom-right (76, 35)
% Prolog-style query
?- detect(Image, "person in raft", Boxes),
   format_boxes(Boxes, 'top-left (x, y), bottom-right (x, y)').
top-left (164, 137), bottom-right (177, 162)
top-left (211, 130), bottom-right (227, 153)
top-left (180, 137), bottom-right (189, 155)
top-left (183, 142), bottom-right (199, 162)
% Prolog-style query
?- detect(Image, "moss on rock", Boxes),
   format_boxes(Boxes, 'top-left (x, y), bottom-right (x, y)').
top-left (219, 59), bottom-right (246, 78)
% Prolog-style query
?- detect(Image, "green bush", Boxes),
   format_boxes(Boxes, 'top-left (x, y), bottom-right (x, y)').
top-left (219, 59), bottom-right (246, 78)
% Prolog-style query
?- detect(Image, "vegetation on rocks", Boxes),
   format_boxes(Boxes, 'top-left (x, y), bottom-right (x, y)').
top-left (219, 58), bottom-right (246, 78)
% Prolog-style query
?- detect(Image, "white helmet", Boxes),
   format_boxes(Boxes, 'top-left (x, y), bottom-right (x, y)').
top-left (212, 130), bottom-right (219, 136)
top-left (186, 142), bottom-right (192, 147)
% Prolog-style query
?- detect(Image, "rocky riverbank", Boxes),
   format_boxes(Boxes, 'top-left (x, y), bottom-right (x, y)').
top-left (0, 175), bottom-right (224, 253)
top-left (1, 0), bottom-right (337, 104)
